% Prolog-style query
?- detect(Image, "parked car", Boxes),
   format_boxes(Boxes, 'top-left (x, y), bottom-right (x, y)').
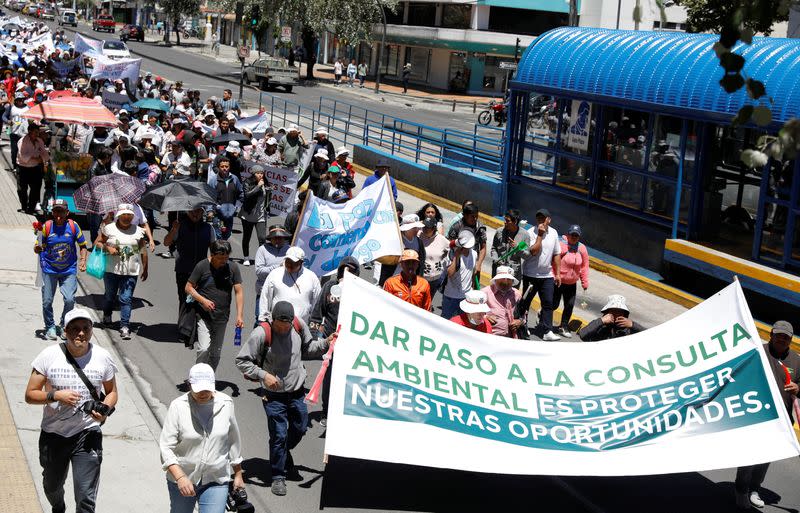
top-left (39, 6), bottom-right (54, 19)
top-left (92, 14), bottom-right (115, 32)
top-left (101, 39), bottom-right (130, 60)
top-left (120, 24), bottom-right (144, 42)
top-left (243, 57), bottom-right (298, 92)
top-left (57, 8), bottom-right (76, 26)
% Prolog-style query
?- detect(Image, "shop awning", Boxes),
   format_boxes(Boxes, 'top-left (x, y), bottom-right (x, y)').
top-left (382, 34), bottom-right (518, 56)
top-left (513, 27), bottom-right (800, 126)
top-left (476, 0), bottom-right (577, 14)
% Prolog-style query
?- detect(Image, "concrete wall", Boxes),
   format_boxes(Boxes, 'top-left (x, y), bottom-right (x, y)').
top-left (507, 180), bottom-right (670, 272)
top-left (354, 144), bottom-right (504, 215)
top-left (428, 48), bottom-right (451, 90)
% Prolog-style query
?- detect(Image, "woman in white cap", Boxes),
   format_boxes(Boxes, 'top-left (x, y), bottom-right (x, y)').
top-left (578, 295), bottom-right (643, 341)
top-left (251, 137), bottom-right (281, 167)
top-left (95, 203), bottom-right (148, 340)
top-left (450, 289), bottom-right (492, 333)
top-left (160, 363), bottom-right (245, 513)
top-left (311, 127), bottom-right (334, 158)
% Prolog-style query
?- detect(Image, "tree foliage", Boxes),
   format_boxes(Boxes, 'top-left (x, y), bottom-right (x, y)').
top-left (216, 0), bottom-right (398, 47)
top-left (676, 0), bottom-right (790, 35)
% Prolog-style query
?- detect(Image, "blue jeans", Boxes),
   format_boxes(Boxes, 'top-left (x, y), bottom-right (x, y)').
top-left (440, 295), bottom-right (462, 320)
top-left (167, 480), bottom-right (228, 513)
top-left (426, 276), bottom-right (444, 303)
top-left (520, 276), bottom-right (555, 335)
top-left (214, 215), bottom-right (234, 240)
top-left (263, 390), bottom-right (308, 481)
top-left (42, 272), bottom-right (78, 330)
top-left (103, 273), bottom-right (138, 327)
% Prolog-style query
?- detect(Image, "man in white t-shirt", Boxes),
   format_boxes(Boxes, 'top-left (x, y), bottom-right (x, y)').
top-left (24, 308), bottom-right (118, 513)
top-left (520, 208), bottom-right (562, 341)
top-left (258, 246), bottom-right (321, 324)
top-left (441, 230), bottom-right (478, 319)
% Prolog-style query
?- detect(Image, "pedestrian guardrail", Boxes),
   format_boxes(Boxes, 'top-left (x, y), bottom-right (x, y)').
top-left (258, 91), bottom-right (504, 176)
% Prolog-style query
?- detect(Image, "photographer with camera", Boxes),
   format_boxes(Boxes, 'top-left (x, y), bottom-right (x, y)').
top-left (160, 363), bottom-right (248, 513)
top-left (579, 294), bottom-right (644, 341)
top-left (24, 308), bottom-right (118, 513)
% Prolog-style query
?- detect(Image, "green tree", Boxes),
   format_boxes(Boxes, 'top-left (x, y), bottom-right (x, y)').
top-left (217, 0), bottom-right (397, 79)
top-left (674, 0), bottom-right (800, 164)
top-left (161, 0), bottom-right (202, 46)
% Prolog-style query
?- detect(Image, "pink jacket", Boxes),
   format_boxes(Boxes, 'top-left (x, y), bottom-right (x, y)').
top-left (558, 237), bottom-right (589, 289)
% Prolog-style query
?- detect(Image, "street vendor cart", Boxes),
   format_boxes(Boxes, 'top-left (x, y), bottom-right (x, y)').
top-left (22, 96), bottom-right (118, 213)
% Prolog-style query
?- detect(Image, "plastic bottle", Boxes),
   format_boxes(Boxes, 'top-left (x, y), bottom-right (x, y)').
top-left (234, 326), bottom-right (242, 346)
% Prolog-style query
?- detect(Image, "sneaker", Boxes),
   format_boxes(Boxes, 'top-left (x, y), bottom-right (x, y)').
top-left (542, 331), bottom-right (562, 341)
top-left (35, 202), bottom-right (44, 215)
top-left (556, 326), bottom-right (572, 338)
top-left (242, 259), bottom-right (251, 266)
top-left (102, 315), bottom-right (112, 326)
top-left (160, 251), bottom-right (172, 259)
top-left (57, 326), bottom-right (66, 340)
top-left (735, 491), bottom-right (750, 509)
top-left (749, 491), bottom-right (765, 509)
top-left (319, 415), bottom-right (327, 428)
top-left (45, 326), bottom-right (57, 340)
top-left (271, 478), bottom-right (287, 496)
top-left (119, 326), bottom-right (131, 340)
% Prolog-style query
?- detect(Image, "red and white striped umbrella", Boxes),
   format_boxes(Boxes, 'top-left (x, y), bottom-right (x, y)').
top-left (22, 96), bottom-right (118, 127)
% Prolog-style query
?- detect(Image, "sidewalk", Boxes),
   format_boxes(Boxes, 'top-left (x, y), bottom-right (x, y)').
top-left (0, 172), bottom-right (169, 510)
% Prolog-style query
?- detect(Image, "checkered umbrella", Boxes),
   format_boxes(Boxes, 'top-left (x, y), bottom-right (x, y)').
top-left (73, 174), bottom-right (146, 214)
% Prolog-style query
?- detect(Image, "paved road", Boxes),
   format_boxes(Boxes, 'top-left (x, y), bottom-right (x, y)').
top-left (42, 18), bottom-right (479, 132)
top-left (11, 16), bottom-right (800, 512)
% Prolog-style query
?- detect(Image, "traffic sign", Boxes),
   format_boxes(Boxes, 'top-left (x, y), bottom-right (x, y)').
top-left (280, 26), bottom-right (292, 43)
top-left (499, 61), bottom-right (518, 70)
top-left (238, 45), bottom-right (250, 59)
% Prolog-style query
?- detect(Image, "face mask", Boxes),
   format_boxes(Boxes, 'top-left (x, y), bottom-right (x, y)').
top-left (467, 313), bottom-right (483, 325)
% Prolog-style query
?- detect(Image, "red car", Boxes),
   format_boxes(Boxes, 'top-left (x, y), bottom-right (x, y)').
top-left (120, 24), bottom-right (144, 42)
top-left (92, 14), bottom-right (115, 33)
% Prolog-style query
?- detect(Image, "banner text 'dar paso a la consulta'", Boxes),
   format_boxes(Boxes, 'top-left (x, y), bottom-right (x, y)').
top-left (325, 277), bottom-right (800, 476)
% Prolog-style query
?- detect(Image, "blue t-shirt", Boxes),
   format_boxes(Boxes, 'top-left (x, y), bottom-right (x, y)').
top-left (363, 172), bottom-right (398, 199)
top-left (40, 221), bottom-right (87, 274)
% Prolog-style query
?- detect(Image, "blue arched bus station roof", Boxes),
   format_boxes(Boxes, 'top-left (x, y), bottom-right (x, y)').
top-left (512, 27), bottom-right (800, 126)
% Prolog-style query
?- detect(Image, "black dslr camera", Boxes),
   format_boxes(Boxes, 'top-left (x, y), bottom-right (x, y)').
top-left (226, 484), bottom-right (254, 512)
top-left (81, 400), bottom-right (115, 417)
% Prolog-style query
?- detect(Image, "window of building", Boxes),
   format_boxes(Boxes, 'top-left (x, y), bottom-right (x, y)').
top-left (560, 99), bottom-right (596, 158)
top-left (482, 56), bottom-right (507, 93)
top-left (526, 95), bottom-right (559, 148)
top-left (487, 8), bottom-right (567, 36)
top-left (407, 2), bottom-right (436, 27)
top-left (597, 168), bottom-right (644, 210)
top-left (448, 52), bottom-right (469, 93)
top-left (521, 146), bottom-right (555, 183)
top-left (602, 106), bottom-right (650, 169)
top-left (557, 157), bottom-right (590, 192)
top-left (381, 44), bottom-right (401, 77)
top-left (405, 46), bottom-right (431, 82)
top-left (383, 5), bottom-right (403, 25)
top-left (442, 4), bottom-right (471, 29)
top-left (653, 20), bottom-right (687, 31)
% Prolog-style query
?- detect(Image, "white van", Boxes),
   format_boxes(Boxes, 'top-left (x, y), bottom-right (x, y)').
top-left (58, 9), bottom-right (77, 27)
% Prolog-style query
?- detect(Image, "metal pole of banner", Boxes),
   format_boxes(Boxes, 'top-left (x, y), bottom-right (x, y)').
top-left (239, 58), bottom-right (244, 101)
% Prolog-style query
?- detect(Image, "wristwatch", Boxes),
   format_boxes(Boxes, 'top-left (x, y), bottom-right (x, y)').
top-left (46, 390), bottom-right (55, 403)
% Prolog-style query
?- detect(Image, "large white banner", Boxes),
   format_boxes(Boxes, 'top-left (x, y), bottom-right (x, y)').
top-left (51, 57), bottom-right (80, 77)
top-left (326, 279), bottom-right (800, 475)
top-left (90, 56), bottom-right (141, 84)
top-left (101, 90), bottom-right (130, 112)
top-left (264, 166), bottom-right (298, 217)
top-left (236, 112), bottom-right (270, 136)
top-left (293, 175), bottom-right (402, 276)
top-left (74, 33), bottom-right (102, 56)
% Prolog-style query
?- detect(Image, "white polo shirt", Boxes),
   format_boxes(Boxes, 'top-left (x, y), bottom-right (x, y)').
top-left (522, 226), bottom-right (560, 278)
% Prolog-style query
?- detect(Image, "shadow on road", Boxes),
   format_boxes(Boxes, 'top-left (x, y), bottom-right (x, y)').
top-left (136, 322), bottom-right (181, 343)
top-left (319, 457), bottom-right (755, 513)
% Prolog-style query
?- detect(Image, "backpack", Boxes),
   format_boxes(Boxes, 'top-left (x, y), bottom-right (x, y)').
top-left (41, 219), bottom-right (78, 247)
top-left (245, 317), bottom-right (303, 381)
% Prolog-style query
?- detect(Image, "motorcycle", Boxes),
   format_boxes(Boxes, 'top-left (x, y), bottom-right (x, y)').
top-left (478, 100), bottom-right (506, 126)
top-left (182, 26), bottom-right (199, 39)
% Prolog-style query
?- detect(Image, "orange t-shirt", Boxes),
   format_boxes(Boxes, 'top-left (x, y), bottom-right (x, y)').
top-left (383, 274), bottom-right (431, 311)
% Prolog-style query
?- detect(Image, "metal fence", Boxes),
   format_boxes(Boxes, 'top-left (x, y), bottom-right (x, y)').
top-left (258, 91), bottom-right (506, 177)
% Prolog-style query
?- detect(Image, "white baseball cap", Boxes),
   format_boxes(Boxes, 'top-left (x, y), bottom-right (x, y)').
top-left (265, 137), bottom-right (278, 145)
top-left (399, 214), bottom-right (424, 231)
top-left (335, 146), bottom-right (349, 158)
top-left (315, 127), bottom-right (328, 136)
top-left (115, 203), bottom-right (135, 218)
top-left (188, 363), bottom-right (215, 393)
top-left (285, 246), bottom-right (305, 262)
top-left (64, 308), bottom-right (93, 328)
top-left (287, 123), bottom-right (299, 132)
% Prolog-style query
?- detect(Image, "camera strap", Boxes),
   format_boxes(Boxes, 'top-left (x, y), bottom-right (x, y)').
top-left (60, 343), bottom-right (103, 402)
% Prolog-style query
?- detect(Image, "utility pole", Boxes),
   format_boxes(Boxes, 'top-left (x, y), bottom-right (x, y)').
top-left (568, 0), bottom-right (578, 27)
top-left (374, 0), bottom-right (387, 93)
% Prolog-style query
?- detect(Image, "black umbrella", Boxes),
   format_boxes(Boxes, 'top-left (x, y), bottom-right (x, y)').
top-left (211, 132), bottom-right (252, 146)
top-left (138, 179), bottom-right (216, 212)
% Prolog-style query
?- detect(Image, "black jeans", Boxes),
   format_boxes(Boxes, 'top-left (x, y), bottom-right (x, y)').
top-left (553, 282), bottom-right (577, 328)
top-left (241, 219), bottom-right (266, 258)
top-left (520, 276), bottom-right (555, 335)
top-left (39, 428), bottom-right (103, 513)
top-left (735, 463), bottom-right (770, 494)
top-left (17, 163), bottom-right (44, 211)
top-left (9, 133), bottom-right (22, 169)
